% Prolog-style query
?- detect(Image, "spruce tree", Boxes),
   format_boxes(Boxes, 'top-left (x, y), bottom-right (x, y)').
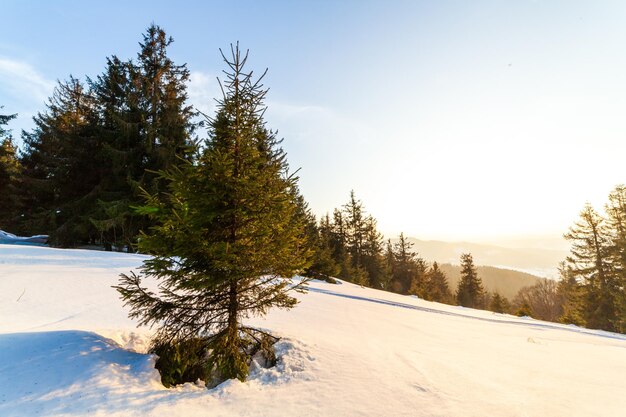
top-left (19, 79), bottom-right (102, 245)
top-left (305, 213), bottom-right (340, 280)
top-left (0, 108), bottom-right (21, 228)
top-left (557, 262), bottom-right (586, 326)
top-left (0, 107), bottom-right (16, 139)
top-left (115, 44), bottom-right (311, 384)
top-left (456, 253), bottom-right (485, 309)
top-left (90, 25), bottom-right (195, 250)
top-left (489, 292), bottom-right (509, 314)
top-left (343, 190), bottom-right (366, 268)
top-left (390, 233), bottom-right (424, 294)
top-left (331, 208), bottom-right (362, 282)
top-left (605, 185), bottom-right (626, 332)
top-left (515, 300), bottom-right (533, 317)
top-left (565, 204), bottom-right (620, 331)
top-left (423, 262), bottom-right (453, 304)
top-left (361, 215), bottom-right (389, 289)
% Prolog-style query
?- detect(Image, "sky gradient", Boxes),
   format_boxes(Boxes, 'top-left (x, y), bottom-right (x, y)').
top-left (1, 0), bottom-right (625, 247)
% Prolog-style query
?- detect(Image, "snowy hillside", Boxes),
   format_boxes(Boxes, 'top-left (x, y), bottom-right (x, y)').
top-left (1, 246), bottom-right (625, 417)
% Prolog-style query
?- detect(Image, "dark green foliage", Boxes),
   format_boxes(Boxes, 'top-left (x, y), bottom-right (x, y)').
top-left (489, 292), bottom-right (509, 314)
top-left (336, 191), bottom-right (389, 287)
top-left (560, 188), bottom-right (626, 333)
top-left (564, 204), bottom-right (621, 331)
top-left (304, 213), bottom-right (340, 281)
top-left (18, 79), bottom-right (102, 244)
top-left (456, 253), bottom-right (485, 309)
top-left (88, 24), bottom-right (196, 250)
top-left (423, 262), bottom-right (453, 304)
top-left (361, 216), bottom-right (391, 289)
top-left (310, 192), bottom-right (389, 287)
top-left (152, 337), bottom-right (212, 387)
top-left (14, 25), bottom-right (195, 249)
top-left (0, 108), bottom-right (21, 228)
top-left (0, 108), bottom-right (16, 138)
top-left (115, 44), bottom-right (310, 384)
top-left (515, 300), bottom-right (533, 317)
top-left (389, 233), bottom-right (423, 294)
top-left (557, 263), bottom-right (586, 326)
top-left (605, 186), bottom-right (626, 332)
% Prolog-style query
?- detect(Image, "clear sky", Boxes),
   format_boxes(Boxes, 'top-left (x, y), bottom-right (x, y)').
top-left (1, 0), bottom-right (625, 246)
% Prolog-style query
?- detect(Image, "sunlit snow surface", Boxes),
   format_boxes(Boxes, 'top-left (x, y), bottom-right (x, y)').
top-left (1, 245), bottom-right (625, 417)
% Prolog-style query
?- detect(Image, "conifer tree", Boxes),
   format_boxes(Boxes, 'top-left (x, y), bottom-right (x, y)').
top-left (361, 215), bottom-right (390, 289)
top-left (384, 239), bottom-right (395, 284)
top-left (408, 257), bottom-right (428, 297)
top-left (565, 204), bottom-right (620, 331)
top-left (116, 44), bottom-right (311, 384)
top-left (515, 300), bottom-right (533, 317)
top-left (605, 185), bottom-right (626, 332)
top-left (0, 107), bottom-right (16, 139)
top-left (456, 253), bottom-right (485, 308)
top-left (344, 190), bottom-right (366, 268)
top-left (390, 233), bottom-right (424, 294)
top-left (330, 208), bottom-right (362, 282)
top-left (19, 79), bottom-right (101, 245)
top-left (90, 25), bottom-right (195, 249)
top-left (423, 262), bottom-right (453, 304)
top-left (0, 108), bottom-right (21, 228)
top-left (557, 262), bottom-right (586, 326)
top-left (489, 292), bottom-right (509, 314)
top-left (305, 213), bottom-right (340, 280)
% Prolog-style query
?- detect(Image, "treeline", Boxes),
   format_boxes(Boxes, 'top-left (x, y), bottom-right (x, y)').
top-left (297, 186), bottom-right (626, 334)
top-left (301, 191), bottom-right (488, 307)
top-left (0, 25), bottom-right (195, 249)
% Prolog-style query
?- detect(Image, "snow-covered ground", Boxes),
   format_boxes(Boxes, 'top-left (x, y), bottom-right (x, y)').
top-left (1, 245), bottom-right (625, 417)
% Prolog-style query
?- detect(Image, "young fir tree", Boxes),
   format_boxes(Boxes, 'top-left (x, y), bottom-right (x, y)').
top-left (361, 215), bottom-right (390, 289)
top-left (390, 233), bottom-right (423, 294)
top-left (423, 262), bottom-right (453, 304)
top-left (515, 300), bottom-right (533, 317)
top-left (489, 292), bottom-right (509, 314)
top-left (0, 108), bottom-right (21, 228)
top-left (343, 190), bottom-right (366, 268)
top-left (565, 204), bottom-right (620, 332)
top-left (556, 262), bottom-right (586, 326)
top-left (331, 208), bottom-right (365, 283)
top-left (408, 257), bottom-right (428, 297)
top-left (305, 213), bottom-right (340, 280)
top-left (455, 253), bottom-right (485, 309)
top-left (115, 44), bottom-right (311, 384)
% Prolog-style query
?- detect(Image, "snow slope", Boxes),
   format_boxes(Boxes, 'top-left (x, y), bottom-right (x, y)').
top-left (1, 245), bottom-right (625, 417)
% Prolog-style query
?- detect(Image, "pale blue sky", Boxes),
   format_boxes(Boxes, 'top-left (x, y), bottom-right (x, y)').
top-left (2, 1), bottom-right (625, 245)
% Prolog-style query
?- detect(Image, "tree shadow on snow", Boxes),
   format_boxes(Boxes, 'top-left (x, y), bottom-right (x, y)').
top-left (0, 330), bottom-right (199, 416)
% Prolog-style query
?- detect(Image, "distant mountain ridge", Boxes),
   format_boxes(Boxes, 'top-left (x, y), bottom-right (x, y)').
top-left (402, 237), bottom-right (568, 279)
top-left (438, 264), bottom-right (542, 300)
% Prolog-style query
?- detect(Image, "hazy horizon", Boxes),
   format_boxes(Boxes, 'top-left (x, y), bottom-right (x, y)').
top-left (2, 0), bottom-right (624, 243)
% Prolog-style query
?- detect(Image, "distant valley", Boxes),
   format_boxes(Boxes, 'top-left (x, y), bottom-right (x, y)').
top-left (404, 237), bottom-right (568, 279)
top-left (388, 237), bottom-right (571, 299)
